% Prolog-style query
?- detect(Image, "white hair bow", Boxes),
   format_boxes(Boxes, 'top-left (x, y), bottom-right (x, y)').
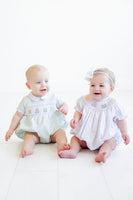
top-left (85, 69), bottom-right (94, 82)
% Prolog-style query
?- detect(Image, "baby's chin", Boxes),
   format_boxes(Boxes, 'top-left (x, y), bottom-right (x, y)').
top-left (92, 93), bottom-right (102, 100)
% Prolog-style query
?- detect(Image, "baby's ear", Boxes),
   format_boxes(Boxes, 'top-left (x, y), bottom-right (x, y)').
top-left (26, 82), bottom-right (31, 89)
top-left (110, 86), bottom-right (114, 92)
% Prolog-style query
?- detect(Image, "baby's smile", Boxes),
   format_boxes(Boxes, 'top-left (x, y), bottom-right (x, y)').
top-left (40, 87), bottom-right (47, 93)
top-left (93, 92), bottom-right (101, 95)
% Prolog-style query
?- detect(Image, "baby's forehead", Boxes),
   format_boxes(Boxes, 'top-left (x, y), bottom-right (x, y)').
top-left (26, 65), bottom-right (47, 75)
top-left (92, 74), bottom-right (108, 80)
top-left (31, 68), bottom-right (47, 74)
top-left (90, 74), bottom-right (110, 84)
top-left (26, 68), bottom-right (49, 82)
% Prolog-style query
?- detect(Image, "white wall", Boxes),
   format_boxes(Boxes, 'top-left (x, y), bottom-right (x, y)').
top-left (0, 0), bottom-right (133, 94)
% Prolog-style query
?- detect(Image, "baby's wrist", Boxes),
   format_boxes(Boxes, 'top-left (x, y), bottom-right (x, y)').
top-left (121, 132), bottom-right (128, 136)
top-left (9, 129), bottom-right (14, 134)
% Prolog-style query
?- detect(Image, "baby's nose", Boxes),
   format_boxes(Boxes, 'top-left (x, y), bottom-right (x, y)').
top-left (41, 81), bottom-right (46, 87)
top-left (95, 85), bottom-right (99, 90)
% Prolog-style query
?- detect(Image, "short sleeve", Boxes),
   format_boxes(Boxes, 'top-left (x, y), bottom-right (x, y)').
top-left (55, 96), bottom-right (63, 109)
top-left (16, 97), bottom-right (26, 114)
top-left (74, 96), bottom-right (84, 114)
top-left (113, 102), bottom-right (127, 121)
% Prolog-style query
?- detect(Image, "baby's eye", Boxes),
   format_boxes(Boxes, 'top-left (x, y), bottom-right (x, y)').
top-left (100, 84), bottom-right (104, 87)
top-left (36, 81), bottom-right (41, 84)
top-left (90, 84), bottom-right (95, 87)
top-left (45, 80), bottom-right (48, 83)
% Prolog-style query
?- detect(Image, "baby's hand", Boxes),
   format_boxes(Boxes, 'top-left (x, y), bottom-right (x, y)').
top-left (70, 119), bottom-right (78, 129)
top-left (5, 130), bottom-right (13, 141)
top-left (122, 133), bottom-right (130, 145)
top-left (58, 103), bottom-right (68, 115)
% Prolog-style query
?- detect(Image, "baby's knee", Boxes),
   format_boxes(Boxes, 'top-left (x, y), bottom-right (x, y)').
top-left (24, 132), bottom-right (40, 143)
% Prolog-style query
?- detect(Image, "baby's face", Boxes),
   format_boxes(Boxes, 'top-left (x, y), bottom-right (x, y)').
top-left (89, 74), bottom-right (113, 101)
top-left (27, 69), bottom-right (50, 97)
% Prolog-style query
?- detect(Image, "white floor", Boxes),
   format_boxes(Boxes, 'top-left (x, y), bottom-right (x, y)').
top-left (0, 90), bottom-right (133, 200)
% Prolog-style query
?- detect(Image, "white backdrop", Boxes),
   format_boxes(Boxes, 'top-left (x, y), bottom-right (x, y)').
top-left (0, 0), bottom-right (133, 94)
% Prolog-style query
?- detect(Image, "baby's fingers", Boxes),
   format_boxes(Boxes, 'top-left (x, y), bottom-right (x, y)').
top-left (58, 108), bottom-right (66, 115)
top-left (70, 119), bottom-right (76, 128)
top-left (125, 136), bottom-right (130, 145)
top-left (123, 135), bottom-right (130, 145)
top-left (5, 132), bottom-right (12, 141)
top-left (5, 134), bottom-right (9, 141)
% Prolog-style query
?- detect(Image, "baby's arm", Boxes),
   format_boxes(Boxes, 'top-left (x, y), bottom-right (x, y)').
top-left (70, 111), bottom-right (82, 129)
top-left (58, 102), bottom-right (68, 115)
top-left (116, 119), bottom-right (130, 145)
top-left (5, 111), bottom-right (24, 141)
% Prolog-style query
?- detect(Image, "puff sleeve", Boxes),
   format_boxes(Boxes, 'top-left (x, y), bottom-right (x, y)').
top-left (113, 102), bottom-right (127, 121)
top-left (55, 96), bottom-right (63, 109)
top-left (74, 96), bottom-right (85, 114)
top-left (16, 96), bottom-right (27, 114)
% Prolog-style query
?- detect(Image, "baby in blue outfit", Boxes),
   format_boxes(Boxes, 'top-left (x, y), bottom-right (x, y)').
top-left (5, 65), bottom-right (69, 157)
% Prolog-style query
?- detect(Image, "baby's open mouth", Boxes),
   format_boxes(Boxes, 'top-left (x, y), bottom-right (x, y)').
top-left (40, 89), bottom-right (47, 92)
top-left (94, 92), bottom-right (101, 95)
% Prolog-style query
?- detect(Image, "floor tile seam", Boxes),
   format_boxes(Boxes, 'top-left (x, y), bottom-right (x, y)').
top-left (57, 157), bottom-right (60, 200)
top-left (14, 169), bottom-right (58, 173)
top-left (5, 151), bottom-right (22, 200)
top-left (100, 167), bottom-right (115, 200)
top-left (0, 141), bottom-right (22, 145)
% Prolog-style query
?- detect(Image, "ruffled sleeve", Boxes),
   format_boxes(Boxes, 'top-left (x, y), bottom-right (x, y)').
top-left (74, 96), bottom-right (85, 114)
top-left (55, 96), bottom-right (63, 109)
top-left (113, 102), bottom-right (127, 121)
top-left (48, 93), bottom-right (63, 109)
top-left (16, 97), bottom-right (26, 114)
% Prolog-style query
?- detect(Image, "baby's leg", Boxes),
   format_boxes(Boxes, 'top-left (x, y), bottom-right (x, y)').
top-left (58, 136), bottom-right (81, 158)
top-left (22, 132), bottom-right (40, 158)
top-left (50, 129), bottom-right (70, 153)
top-left (95, 138), bottom-right (116, 163)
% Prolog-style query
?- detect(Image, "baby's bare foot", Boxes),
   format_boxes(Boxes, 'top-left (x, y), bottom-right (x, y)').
top-left (58, 143), bottom-right (70, 152)
top-left (58, 150), bottom-right (77, 159)
top-left (63, 143), bottom-right (71, 150)
top-left (21, 147), bottom-right (34, 158)
top-left (95, 152), bottom-right (107, 163)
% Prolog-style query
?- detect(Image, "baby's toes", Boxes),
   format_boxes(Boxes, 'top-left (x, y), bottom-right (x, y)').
top-left (63, 143), bottom-right (71, 150)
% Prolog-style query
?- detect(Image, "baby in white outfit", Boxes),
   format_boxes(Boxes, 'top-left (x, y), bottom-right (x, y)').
top-left (59, 68), bottom-right (130, 163)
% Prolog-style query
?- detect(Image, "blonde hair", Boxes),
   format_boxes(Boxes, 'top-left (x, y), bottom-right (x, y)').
top-left (26, 65), bottom-right (48, 82)
top-left (94, 68), bottom-right (115, 87)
